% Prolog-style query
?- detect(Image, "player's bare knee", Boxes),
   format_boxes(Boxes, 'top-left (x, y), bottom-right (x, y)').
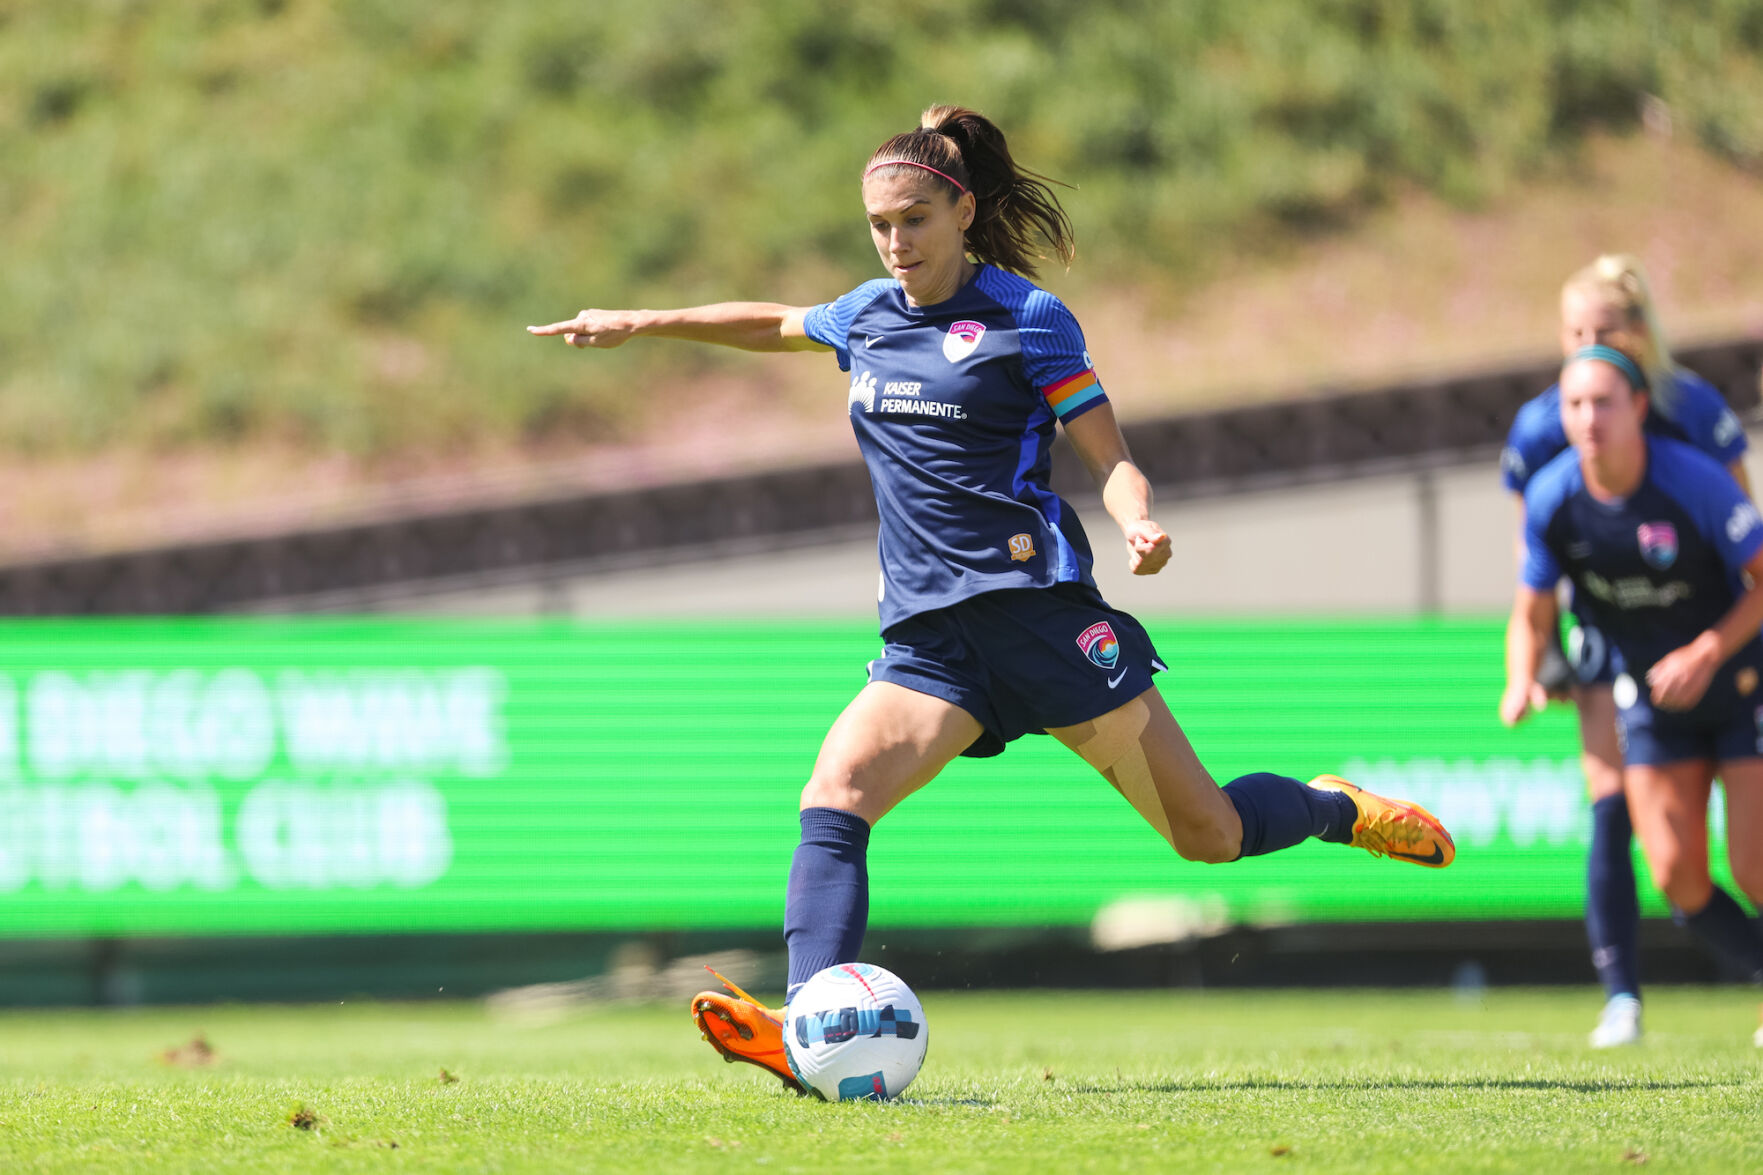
top-left (800, 768), bottom-right (864, 814)
top-left (1166, 803), bottom-right (1243, 863)
top-left (1167, 824), bottom-right (1238, 864)
top-left (1643, 854), bottom-right (1683, 895)
top-left (1648, 851), bottom-right (1710, 910)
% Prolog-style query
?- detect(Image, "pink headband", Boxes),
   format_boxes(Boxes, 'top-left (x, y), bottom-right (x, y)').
top-left (863, 159), bottom-right (967, 193)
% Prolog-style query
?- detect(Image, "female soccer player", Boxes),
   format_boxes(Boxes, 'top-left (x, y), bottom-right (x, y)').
top-left (531, 106), bottom-right (1456, 1091)
top-left (1500, 256), bottom-right (1750, 1047)
top-left (1503, 345), bottom-right (1763, 1047)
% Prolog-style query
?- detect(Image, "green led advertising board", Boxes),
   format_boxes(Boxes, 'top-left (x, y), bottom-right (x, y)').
top-left (0, 618), bottom-right (1721, 939)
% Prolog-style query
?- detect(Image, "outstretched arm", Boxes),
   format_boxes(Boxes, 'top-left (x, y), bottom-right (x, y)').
top-left (1061, 403), bottom-right (1171, 576)
top-left (1501, 585), bottom-right (1557, 726)
top-left (527, 304), bottom-right (831, 353)
top-left (1512, 493), bottom-right (1574, 699)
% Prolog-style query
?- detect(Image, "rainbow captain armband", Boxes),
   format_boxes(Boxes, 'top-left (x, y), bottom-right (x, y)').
top-left (1040, 368), bottom-right (1106, 421)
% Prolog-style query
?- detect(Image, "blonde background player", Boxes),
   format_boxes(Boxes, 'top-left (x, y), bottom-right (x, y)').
top-left (1505, 344), bottom-right (1763, 1047)
top-left (1500, 256), bottom-right (1750, 1047)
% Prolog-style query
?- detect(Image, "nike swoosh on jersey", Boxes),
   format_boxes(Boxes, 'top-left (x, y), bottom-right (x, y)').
top-left (1107, 669), bottom-right (1128, 688)
top-left (865, 335), bottom-right (880, 348)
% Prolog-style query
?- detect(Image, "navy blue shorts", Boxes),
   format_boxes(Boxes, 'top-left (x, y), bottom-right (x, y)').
top-left (868, 583), bottom-right (1166, 758)
top-left (1613, 669), bottom-right (1763, 767)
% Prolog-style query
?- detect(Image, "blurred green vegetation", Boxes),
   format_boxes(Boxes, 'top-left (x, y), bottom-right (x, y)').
top-left (6, 0), bottom-right (1763, 456)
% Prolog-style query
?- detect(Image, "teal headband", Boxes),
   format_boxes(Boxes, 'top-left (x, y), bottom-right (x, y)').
top-left (1565, 344), bottom-right (1647, 392)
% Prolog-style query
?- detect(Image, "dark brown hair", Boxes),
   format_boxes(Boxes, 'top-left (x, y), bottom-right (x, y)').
top-left (864, 104), bottom-right (1074, 279)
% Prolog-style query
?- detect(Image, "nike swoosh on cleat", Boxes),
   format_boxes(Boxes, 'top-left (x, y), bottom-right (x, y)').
top-left (1386, 845), bottom-right (1446, 865)
top-left (1107, 669), bottom-right (1128, 688)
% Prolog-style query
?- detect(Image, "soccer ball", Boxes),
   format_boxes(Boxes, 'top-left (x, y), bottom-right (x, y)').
top-left (783, 962), bottom-right (927, 1101)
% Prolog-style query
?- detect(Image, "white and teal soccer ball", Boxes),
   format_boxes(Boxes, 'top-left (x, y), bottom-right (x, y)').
top-left (783, 963), bottom-right (927, 1101)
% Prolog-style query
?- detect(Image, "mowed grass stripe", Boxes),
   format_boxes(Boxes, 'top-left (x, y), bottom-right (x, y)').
top-left (1, 989), bottom-right (1757, 1173)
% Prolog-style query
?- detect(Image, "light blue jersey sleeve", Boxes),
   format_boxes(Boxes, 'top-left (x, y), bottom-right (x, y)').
top-left (1660, 368), bottom-right (1748, 467)
top-left (974, 268), bottom-right (1108, 424)
top-left (1649, 437), bottom-right (1763, 575)
top-left (802, 280), bottom-right (894, 373)
top-left (1501, 387), bottom-right (1567, 495)
top-left (1519, 450), bottom-right (1580, 591)
top-left (1015, 289), bottom-right (1107, 423)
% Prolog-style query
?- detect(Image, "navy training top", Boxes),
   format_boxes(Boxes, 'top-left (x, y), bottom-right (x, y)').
top-left (1522, 436), bottom-right (1763, 684)
top-left (803, 265), bottom-right (1110, 632)
top-left (1501, 367), bottom-right (1745, 495)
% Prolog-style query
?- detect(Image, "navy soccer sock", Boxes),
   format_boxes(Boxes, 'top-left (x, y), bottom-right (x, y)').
top-left (783, 807), bottom-right (871, 1001)
top-left (1677, 885), bottom-right (1763, 985)
top-left (1222, 772), bottom-right (1356, 858)
top-left (1585, 794), bottom-right (1642, 1000)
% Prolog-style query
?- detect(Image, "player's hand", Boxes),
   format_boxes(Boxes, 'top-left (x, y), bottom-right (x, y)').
top-left (1124, 519), bottom-right (1171, 576)
top-left (1499, 678), bottom-right (1548, 727)
top-left (526, 309), bottom-right (642, 349)
top-left (1646, 635), bottom-right (1720, 711)
top-left (1534, 639), bottom-right (1574, 701)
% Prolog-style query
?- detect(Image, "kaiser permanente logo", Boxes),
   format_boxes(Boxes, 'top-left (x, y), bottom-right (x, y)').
top-left (849, 370), bottom-right (877, 414)
top-left (0, 668), bottom-right (507, 894)
top-left (850, 368), bottom-right (969, 421)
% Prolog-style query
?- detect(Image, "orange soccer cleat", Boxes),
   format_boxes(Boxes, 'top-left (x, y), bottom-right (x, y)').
top-left (690, 967), bottom-right (805, 1093)
top-left (1308, 774), bottom-right (1456, 868)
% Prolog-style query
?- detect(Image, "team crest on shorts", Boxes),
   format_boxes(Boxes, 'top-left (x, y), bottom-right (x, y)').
top-left (1076, 621), bottom-right (1120, 670)
top-left (1637, 521), bottom-right (1678, 569)
top-left (942, 320), bottom-right (987, 362)
top-left (1007, 533), bottom-right (1036, 562)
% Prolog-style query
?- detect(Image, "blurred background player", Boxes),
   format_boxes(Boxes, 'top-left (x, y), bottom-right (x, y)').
top-left (1503, 344), bottom-right (1763, 1047)
top-left (531, 104), bottom-right (1456, 1091)
top-left (1499, 256), bottom-right (1751, 1047)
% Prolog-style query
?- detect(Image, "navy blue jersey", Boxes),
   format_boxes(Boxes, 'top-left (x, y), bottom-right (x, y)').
top-left (1501, 367), bottom-right (1745, 495)
top-left (1522, 437), bottom-right (1763, 686)
top-left (804, 266), bottom-right (1110, 631)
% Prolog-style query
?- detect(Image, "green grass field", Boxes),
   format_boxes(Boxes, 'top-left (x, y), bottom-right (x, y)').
top-left (2, 989), bottom-right (1759, 1173)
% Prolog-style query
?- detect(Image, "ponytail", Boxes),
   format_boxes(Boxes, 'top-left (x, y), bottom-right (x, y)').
top-left (864, 105), bottom-right (1075, 279)
top-left (1563, 254), bottom-right (1679, 412)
